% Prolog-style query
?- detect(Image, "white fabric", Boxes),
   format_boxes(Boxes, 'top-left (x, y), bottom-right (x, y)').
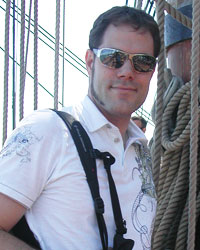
top-left (0, 96), bottom-right (156, 250)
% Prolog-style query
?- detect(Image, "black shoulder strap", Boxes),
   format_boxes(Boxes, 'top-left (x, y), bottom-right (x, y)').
top-left (11, 109), bottom-right (134, 250)
top-left (10, 215), bottom-right (41, 249)
top-left (53, 110), bottom-right (108, 250)
top-left (54, 110), bottom-right (134, 250)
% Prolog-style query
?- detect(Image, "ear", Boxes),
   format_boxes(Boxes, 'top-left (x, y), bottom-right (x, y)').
top-left (85, 49), bottom-right (94, 76)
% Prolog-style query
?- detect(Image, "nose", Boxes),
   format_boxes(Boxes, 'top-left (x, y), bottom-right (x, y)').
top-left (116, 59), bottom-right (136, 80)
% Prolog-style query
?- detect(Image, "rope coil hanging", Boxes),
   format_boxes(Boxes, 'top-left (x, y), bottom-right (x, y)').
top-left (151, 1), bottom-right (200, 249)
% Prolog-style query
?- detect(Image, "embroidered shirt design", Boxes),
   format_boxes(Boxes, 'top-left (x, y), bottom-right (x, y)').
top-left (0, 125), bottom-right (42, 166)
top-left (131, 143), bottom-right (156, 250)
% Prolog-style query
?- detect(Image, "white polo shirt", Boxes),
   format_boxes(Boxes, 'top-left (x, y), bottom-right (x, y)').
top-left (0, 96), bottom-right (156, 250)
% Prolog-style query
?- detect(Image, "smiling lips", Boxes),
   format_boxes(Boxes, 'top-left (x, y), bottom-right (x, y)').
top-left (111, 85), bottom-right (137, 93)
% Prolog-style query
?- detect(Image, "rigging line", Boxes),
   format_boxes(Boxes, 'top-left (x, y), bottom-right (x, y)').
top-left (12, 0), bottom-right (16, 130)
top-left (34, 0), bottom-right (38, 110)
top-left (36, 24), bottom-right (86, 65)
top-left (0, 4), bottom-right (87, 73)
top-left (19, 0), bottom-right (26, 120)
top-left (0, 3), bottom-right (86, 69)
top-left (1, 41), bottom-right (153, 123)
top-left (3, 0), bottom-right (11, 145)
top-left (62, 0), bottom-right (65, 107)
top-left (0, 44), bottom-right (88, 78)
top-left (24, 0), bottom-right (32, 77)
top-left (147, 1), bottom-right (155, 15)
top-left (144, 0), bottom-right (151, 12)
top-left (0, 46), bottom-right (63, 105)
top-left (1, 0), bottom-right (86, 65)
top-left (54, 0), bottom-right (61, 109)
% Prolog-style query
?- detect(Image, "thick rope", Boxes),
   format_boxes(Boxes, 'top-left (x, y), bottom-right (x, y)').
top-left (152, 78), bottom-right (200, 249)
top-left (12, 0), bottom-right (16, 130)
top-left (25, 0), bottom-right (33, 76)
top-left (19, 0), bottom-right (26, 121)
top-left (62, 0), bottom-right (66, 107)
top-left (151, 0), bottom-right (165, 190)
top-left (34, 0), bottom-right (38, 110)
top-left (151, 1), bottom-right (200, 249)
top-left (2, 0), bottom-right (11, 145)
top-left (188, 0), bottom-right (200, 249)
top-left (153, 0), bottom-right (192, 29)
top-left (54, 0), bottom-right (61, 110)
top-left (164, 0), bottom-right (192, 29)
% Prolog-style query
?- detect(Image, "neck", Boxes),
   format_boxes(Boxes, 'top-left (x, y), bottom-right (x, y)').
top-left (88, 95), bottom-right (131, 138)
top-left (103, 112), bottom-right (130, 138)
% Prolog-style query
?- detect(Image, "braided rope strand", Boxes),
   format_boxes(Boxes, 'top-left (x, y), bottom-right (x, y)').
top-left (34, 0), bottom-right (38, 110)
top-left (54, 0), bottom-right (61, 110)
top-left (19, 0), bottom-right (26, 121)
top-left (187, 0), bottom-right (200, 249)
top-left (2, 0), bottom-right (11, 145)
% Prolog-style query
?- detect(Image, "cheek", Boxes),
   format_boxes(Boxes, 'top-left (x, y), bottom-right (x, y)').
top-left (94, 66), bottom-right (113, 87)
top-left (140, 75), bottom-right (152, 91)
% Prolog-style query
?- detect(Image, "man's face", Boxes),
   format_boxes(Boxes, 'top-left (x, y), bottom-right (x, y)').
top-left (85, 24), bottom-right (155, 121)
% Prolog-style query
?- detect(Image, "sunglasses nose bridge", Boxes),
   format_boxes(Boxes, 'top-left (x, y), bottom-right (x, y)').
top-left (127, 54), bottom-right (137, 72)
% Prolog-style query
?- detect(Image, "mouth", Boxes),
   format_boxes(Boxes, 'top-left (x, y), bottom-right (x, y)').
top-left (111, 85), bottom-right (137, 93)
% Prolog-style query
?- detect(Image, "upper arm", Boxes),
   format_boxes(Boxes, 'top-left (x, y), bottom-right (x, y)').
top-left (0, 193), bottom-right (26, 232)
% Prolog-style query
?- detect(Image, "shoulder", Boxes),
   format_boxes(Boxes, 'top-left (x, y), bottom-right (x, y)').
top-left (20, 109), bottom-right (63, 130)
top-left (17, 109), bottom-right (67, 137)
top-left (2, 109), bottom-right (70, 154)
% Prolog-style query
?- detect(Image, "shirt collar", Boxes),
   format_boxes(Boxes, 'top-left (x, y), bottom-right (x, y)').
top-left (80, 95), bottom-right (111, 132)
top-left (62, 95), bottom-right (148, 145)
top-left (82, 96), bottom-right (148, 144)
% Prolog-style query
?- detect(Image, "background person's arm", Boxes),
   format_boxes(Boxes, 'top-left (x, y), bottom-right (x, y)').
top-left (0, 193), bottom-right (35, 250)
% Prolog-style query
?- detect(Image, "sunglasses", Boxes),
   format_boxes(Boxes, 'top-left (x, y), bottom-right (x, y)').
top-left (93, 48), bottom-right (156, 73)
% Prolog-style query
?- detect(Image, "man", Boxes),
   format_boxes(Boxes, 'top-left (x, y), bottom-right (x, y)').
top-left (131, 116), bottom-right (147, 133)
top-left (0, 6), bottom-right (160, 250)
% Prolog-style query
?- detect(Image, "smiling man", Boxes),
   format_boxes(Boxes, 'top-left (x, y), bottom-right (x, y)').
top-left (0, 6), bottom-right (160, 250)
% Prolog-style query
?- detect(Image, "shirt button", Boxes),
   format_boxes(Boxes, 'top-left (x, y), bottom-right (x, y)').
top-left (114, 138), bottom-right (120, 143)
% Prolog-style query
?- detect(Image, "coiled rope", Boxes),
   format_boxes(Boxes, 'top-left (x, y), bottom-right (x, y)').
top-left (151, 1), bottom-right (200, 249)
top-left (151, 0), bottom-right (166, 189)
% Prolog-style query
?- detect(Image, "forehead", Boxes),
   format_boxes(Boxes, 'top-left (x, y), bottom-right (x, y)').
top-left (100, 24), bottom-right (154, 55)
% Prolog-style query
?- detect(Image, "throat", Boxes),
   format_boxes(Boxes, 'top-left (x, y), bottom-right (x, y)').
top-left (123, 131), bottom-right (129, 148)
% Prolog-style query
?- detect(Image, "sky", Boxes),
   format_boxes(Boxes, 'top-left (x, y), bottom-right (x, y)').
top-left (0, 0), bottom-right (157, 145)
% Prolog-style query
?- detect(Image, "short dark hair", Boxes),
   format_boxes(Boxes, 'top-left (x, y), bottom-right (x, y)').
top-left (89, 6), bottom-right (161, 58)
top-left (132, 116), bottom-right (147, 129)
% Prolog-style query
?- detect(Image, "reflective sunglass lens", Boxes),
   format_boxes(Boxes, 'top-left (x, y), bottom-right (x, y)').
top-left (100, 50), bottom-right (126, 69)
top-left (94, 48), bottom-right (156, 72)
top-left (132, 55), bottom-right (156, 72)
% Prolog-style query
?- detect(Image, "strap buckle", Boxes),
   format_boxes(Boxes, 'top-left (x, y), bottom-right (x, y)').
top-left (94, 197), bottom-right (104, 214)
top-left (116, 219), bottom-right (127, 235)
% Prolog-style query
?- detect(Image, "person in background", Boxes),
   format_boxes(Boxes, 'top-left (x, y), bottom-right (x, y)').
top-left (0, 6), bottom-right (160, 250)
top-left (131, 116), bottom-right (147, 133)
